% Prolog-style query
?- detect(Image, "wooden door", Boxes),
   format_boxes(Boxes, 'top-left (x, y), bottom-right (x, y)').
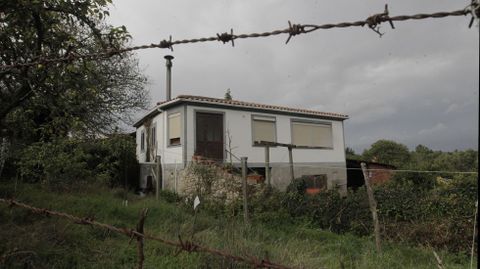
top-left (195, 112), bottom-right (224, 161)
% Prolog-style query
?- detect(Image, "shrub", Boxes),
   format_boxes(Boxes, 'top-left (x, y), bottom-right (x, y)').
top-left (16, 139), bottom-right (92, 185)
top-left (279, 176), bottom-right (478, 253)
top-left (158, 189), bottom-right (181, 203)
top-left (15, 135), bottom-right (138, 189)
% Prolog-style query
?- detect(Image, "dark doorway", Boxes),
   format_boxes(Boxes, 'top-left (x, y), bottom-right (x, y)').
top-left (146, 175), bottom-right (154, 193)
top-left (195, 112), bottom-right (224, 161)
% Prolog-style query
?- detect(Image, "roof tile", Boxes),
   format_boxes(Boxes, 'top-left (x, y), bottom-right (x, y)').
top-left (165, 95), bottom-right (348, 119)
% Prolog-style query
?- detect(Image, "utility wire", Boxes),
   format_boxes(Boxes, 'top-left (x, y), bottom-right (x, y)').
top-left (1, 2), bottom-right (478, 71)
top-left (292, 164), bottom-right (478, 174)
top-left (143, 150), bottom-right (479, 175)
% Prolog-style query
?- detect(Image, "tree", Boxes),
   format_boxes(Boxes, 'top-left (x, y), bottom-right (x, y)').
top-left (362, 140), bottom-right (411, 168)
top-left (224, 88), bottom-right (232, 100)
top-left (345, 147), bottom-right (361, 160)
top-left (0, 0), bottom-right (148, 141)
top-left (410, 144), bottom-right (436, 170)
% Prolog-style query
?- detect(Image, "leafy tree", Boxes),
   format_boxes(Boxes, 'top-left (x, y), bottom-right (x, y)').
top-left (409, 144), bottom-right (438, 170)
top-left (345, 147), bottom-right (361, 160)
top-left (17, 134), bottom-right (138, 188)
top-left (410, 145), bottom-right (478, 172)
top-left (0, 0), bottom-right (149, 141)
top-left (362, 139), bottom-right (411, 168)
top-left (431, 150), bottom-right (478, 172)
top-left (224, 88), bottom-right (232, 100)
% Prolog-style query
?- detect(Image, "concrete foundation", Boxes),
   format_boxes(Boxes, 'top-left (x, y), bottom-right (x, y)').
top-left (139, 161), bottom-right (346, 195)
top-left (269, 163), bottom-right (347, 195)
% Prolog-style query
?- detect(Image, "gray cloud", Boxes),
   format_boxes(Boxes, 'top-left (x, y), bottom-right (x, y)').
top-left (108, 0), bottom-right (479, 153)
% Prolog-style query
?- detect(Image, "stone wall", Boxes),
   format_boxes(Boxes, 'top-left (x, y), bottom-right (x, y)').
top-left (140, 161), bottom-right (347, 196)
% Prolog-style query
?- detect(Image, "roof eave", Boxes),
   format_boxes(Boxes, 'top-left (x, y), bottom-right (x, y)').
top-left (133, 99), bottom-right (185, 128)
top-left (173, 98), bottom-right (349, 121)
top-left (133, 97), bottom-right (348, 128)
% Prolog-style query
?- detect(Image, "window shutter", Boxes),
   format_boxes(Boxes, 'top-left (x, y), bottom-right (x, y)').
top-left (168, 113), bottom-right (181, 139)
top-left (292, 122), bottom-right (333, 147)
top-left (252, 116), bottom-right (276, 143)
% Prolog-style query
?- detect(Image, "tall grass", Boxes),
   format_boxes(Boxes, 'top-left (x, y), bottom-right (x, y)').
top-left (0, 182), bottom-right (475, 268)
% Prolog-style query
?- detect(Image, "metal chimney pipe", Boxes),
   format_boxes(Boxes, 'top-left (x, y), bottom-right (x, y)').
top-left (164, 55), bottom-right (174, 101)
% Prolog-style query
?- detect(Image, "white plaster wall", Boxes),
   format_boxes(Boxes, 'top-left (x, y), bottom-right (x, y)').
top-left (185, 105), bottom-right (346, 165)
top-left (138, 104), bottom-right (346, 166)
top-left (158, 106), bottom-right (183, 165)
top-left (136, 125), bottom-right (146, 163)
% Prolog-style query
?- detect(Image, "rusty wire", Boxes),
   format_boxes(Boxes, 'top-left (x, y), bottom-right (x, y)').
top-left (0, 198), bottom-right (295, 269)
top-left (1, 2), bottom-right (478, 71)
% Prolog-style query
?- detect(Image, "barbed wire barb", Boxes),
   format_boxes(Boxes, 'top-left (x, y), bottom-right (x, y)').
top-left (364, 4), bottom-right (394, 37)
top-left (159, 35), bottom-right (174, 51)
top-left (217, 29), bottom-right (235, 47)
top-left (285, 21), bottom-right (306, 44)
top-left (467, 0), bottom-right (480, 27)
top-left (0, 198), bottom-right (295, 269)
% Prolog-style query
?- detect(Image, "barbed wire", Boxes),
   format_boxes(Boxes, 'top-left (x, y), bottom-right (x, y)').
top-left (0, 198), bottom-right (295, 269)
top-left (1, 1), bottom-right (478, 71)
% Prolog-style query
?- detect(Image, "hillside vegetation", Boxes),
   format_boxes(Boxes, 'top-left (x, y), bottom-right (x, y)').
top-left (0, 182), bottom-right (476, 269)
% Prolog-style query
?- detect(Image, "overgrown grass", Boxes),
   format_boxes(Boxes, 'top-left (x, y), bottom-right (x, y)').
top-left (0, 182), bottom-right (476, 268)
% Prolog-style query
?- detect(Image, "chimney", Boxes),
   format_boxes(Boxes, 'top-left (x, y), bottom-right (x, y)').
top-left (164, 55), bottom-right (174, 101)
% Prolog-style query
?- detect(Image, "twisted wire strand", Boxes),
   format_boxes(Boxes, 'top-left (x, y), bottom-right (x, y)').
top-left (0, 198), bottom-right (295, 269)
top-left (1, 3), bottom-right (478, 71)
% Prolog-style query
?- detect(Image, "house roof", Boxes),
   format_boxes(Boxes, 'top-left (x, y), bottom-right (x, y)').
top-left (134, 95), bottom-right (349, 127)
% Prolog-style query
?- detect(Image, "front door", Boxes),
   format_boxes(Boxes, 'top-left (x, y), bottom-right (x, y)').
top-left (195, 112), bottom-right (224, 161)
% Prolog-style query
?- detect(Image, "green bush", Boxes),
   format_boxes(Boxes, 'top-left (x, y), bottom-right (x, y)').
top-left (249, 186), bottom-right (294, 226)
top-left (279, 176), bottom-right (478, 253)
top-left (158, 189), bottom-right (181, 203)
top-left (15, 135), bottom-right (138, 189)
top-left (16, 139), bottom-right (92, 185)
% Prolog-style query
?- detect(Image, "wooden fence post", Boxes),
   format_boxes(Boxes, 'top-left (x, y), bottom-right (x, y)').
top-left (288, 146), bottom-right (294, 182)
top-left (470, 200), bottom-right (478, 269)
top-left (155, 155), bottom-right (162, 200)
top-left (265, 146), bottom-right (271, 187)
top-left (241, 157), bottom-right (249, 225)
top-left (136, 208), bottom-right (148, 269)
top-left (361, 162), bottom-right (381, 253)
top-left (433, 250), bottom-right (445, 269)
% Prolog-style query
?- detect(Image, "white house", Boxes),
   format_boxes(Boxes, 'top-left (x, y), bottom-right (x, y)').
top-left (134, 95), bottom-right (349, 193)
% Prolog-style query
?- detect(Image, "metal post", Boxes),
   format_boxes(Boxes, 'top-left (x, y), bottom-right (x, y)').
top-left (174, 160), bottom-right (178, 193)
top-left (241, 157), bottom-right (249, 224)
top-left (288, 146), bottom-right (294, 182)
top-left (361, 162), bottom-right (381, 252)
top-left (164, 55), bottom-right (174, 101)
top-left (123, 140), bottom-right (128, 206)
top-left (265, 146), bottom-right (271, 186)
top-left (155, 155), bottom-right (162, 200)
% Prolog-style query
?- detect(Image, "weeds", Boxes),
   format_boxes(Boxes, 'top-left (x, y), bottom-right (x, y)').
top-left (0, 181), bottom-right (476, 268)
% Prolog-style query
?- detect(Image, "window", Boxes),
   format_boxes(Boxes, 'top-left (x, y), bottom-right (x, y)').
top-left (151, 125), bottom-right (156, 146)
top-left (252, 115), bottom-right (276, 144)
top-left (291, 120), bottom-right (333, 148)
top-left (140, 130), bottom-right (145, 151)
top-left (168, 112), bottom-right (181, 146)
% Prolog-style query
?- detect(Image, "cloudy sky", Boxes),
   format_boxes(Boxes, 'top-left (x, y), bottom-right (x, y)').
top-left (108, 0), bottom-right (479, 153)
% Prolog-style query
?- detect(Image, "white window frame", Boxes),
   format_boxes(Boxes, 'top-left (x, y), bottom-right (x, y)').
top-left (140, 130), bottom-right (145, 152)
top-left (150, 124), bottom-right (156, 147)
top-left (167, 112), bottom-right (182, 147)
top-left (290, 119), bottom-right (333, 149)
top-left (251, 115), bottom-right (277, 146)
